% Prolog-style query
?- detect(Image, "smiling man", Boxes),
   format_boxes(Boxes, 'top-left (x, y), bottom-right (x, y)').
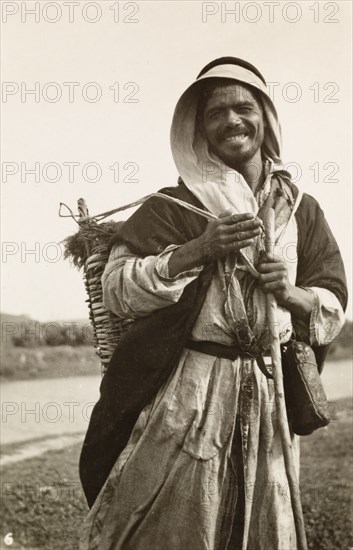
top-left (80, 58), bottom-right (347, 550)
top-left (200, 80), bottom-right (266, 174)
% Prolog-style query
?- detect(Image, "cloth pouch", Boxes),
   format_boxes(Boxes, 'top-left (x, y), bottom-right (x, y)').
top-left (281, 340), bottom-right (331, 436)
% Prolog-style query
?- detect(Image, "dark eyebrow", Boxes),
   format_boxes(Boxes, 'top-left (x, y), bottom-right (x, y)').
top-left (222, 101), bottom-right (255, 107)
top-left (235, 101), bottom-right (256, 108)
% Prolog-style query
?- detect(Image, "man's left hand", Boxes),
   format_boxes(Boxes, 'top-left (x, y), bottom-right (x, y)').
top-left (256, 252), bottom-right (293, 306)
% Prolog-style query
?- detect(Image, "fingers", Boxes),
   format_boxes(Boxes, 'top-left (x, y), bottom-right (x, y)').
top-left (203, 213), bottom-right (264, 260)
top-left (203, 237), bottom-right (255, 259)
top-left (258, 252), bottom-right (282, 263)
top-left (221, 218), bottom-right (263, 234)
top-left (257, 261), bottom-right (286, 274)
top-left (222, 227), bottom-right (262, 243)
top-left (208, 216), bottom-right (262, 243)
top-left (257, 262), bottom-right (289, 298)
top-left (260, 280), bottom-right (288, 293)
top-left (218, 209), bottom-right (233, 219)
top-left (219, 212), bottom-right (256, 225)
top-left (258, 271), bottom-right (287, 283)
top-left (227, 239), bottom-right (254, 252)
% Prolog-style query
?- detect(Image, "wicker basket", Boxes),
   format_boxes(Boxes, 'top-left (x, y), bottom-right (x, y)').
top-left (83, 246), bottom-right (133, 373)
top-left (62, 198), bottom-right (133, 373)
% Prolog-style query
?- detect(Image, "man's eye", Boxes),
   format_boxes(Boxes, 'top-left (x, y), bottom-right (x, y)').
top-left (209, 111), bottom-right (221, 119)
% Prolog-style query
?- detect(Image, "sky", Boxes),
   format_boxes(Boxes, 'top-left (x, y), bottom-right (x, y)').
top-left (1, 0), bottom-right (352, 321)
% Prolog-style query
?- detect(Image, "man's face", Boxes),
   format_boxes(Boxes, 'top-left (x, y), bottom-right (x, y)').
top-left (201, 82), bottom-right (266, 168)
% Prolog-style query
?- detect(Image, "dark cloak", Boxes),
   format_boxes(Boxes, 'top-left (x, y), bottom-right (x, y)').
top-left (80, 181), bottom-right (347, 507)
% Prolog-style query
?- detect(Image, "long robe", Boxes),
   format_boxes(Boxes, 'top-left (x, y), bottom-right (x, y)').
top-left (79, 181), bottom-right (347, 549)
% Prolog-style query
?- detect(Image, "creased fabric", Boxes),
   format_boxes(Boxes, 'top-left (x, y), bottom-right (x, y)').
top-left (80, 254), bottom-right (301, 550)
top-left (301, 287), bottom-right (345, 346)
top-left (102, 243), bottom-right (203, 319)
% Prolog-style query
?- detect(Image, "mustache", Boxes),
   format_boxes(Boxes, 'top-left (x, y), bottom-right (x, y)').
top-left (220, 126), bottom-right (250, 139)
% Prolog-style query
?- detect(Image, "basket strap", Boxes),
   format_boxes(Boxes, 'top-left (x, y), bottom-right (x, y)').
top-left (60, 193), bottom-right (261, 279)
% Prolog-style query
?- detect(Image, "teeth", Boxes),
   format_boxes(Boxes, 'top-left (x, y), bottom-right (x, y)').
top-left (225, 134), bottom-right (247, 142)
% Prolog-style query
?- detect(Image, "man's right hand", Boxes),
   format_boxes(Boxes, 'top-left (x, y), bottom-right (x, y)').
top-left (197, 210), bottom-right (263, 263)
top-left (168, 210), bottom-right (262, 278)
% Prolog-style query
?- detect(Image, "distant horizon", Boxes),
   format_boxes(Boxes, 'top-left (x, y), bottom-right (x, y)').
top-left (1, 309), bottom-right (352, 324)
top-left (0, 311), bottom-right (91, 323)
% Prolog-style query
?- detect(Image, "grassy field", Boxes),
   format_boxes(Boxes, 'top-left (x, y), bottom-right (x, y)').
top-left (0, 313), bottom-right (101, 382)
top-left (0, 345), bottom-right (101, 382)
top-left (0, 398), bottom-right (352, 550)
top-left (1, 313), bottom-right (351, 382)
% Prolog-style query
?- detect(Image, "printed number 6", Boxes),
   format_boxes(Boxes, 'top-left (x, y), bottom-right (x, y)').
top-left (4, 532), bottom-right (13, 545)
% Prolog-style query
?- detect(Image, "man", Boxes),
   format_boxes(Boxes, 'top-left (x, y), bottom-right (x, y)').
top-left (79, 57), bottom-right (347, 549)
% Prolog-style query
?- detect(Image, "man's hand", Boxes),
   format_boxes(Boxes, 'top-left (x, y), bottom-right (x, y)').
top-left (257, 251), bottom-right (314, 319)
top-left (257, 251), bottom-right (293, 306)
top-left (168, 210), bottom-right (262, 278)
top-left (198, 210), bottom-right (263, 263)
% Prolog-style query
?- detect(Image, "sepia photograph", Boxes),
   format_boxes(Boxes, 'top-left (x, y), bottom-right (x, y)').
top-left (1, 1), bottom-right (352, 549)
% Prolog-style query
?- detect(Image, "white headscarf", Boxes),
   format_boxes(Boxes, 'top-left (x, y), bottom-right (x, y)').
top-left (170, 63), bottom-right (284, 218)
top-left (170, 62), bottom-right (294, 349)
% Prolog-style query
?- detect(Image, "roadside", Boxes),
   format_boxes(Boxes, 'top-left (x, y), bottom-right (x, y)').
top-left (0, 397), bottom-right (352, 550)
top-left (1, 360), bottom-right (351, 467)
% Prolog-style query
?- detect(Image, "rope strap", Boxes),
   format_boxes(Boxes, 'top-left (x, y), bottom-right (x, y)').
top-left (59, 193), bottom-right (261, 279)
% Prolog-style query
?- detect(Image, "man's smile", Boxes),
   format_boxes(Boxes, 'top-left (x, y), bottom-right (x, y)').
top-left (221, 126), bottom-right (250, 145)
top-left (223, 133), bottom-right (249, 143)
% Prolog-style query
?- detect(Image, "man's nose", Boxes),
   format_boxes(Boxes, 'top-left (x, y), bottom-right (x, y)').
top-left (224, 109), bottom-right (241, 127)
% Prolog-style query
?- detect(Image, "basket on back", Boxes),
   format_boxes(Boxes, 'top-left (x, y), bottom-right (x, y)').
top-left (61, 193), bottom-right (254, 373)
top-left (62, 198), bottom-right (133, 373)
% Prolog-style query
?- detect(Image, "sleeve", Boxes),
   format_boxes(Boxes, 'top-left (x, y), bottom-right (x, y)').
top-left (295, 287), bottom-right (345, 346)
top-left (295, 194), bottom-right (348, 310)
top-left (294, 194), bottom-right (348, 361)
top-left (101, 242), bottom-right (204, 319)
